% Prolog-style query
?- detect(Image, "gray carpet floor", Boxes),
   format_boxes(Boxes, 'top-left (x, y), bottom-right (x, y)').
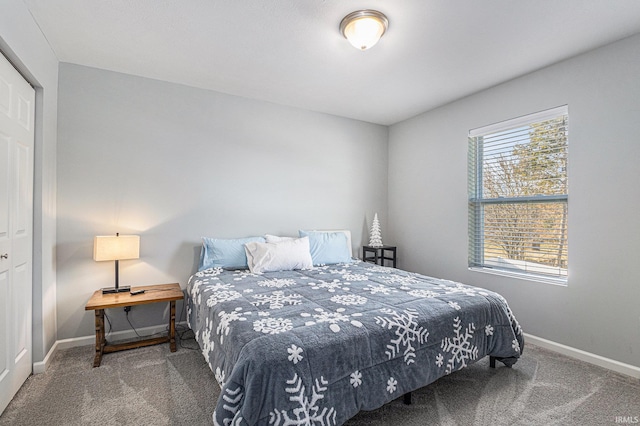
top-left (1, 337), bottom-right (638, 425)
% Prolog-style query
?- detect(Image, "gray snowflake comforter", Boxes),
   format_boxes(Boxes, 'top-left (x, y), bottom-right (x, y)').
top-left (186, 260), bottom-right (524, 426)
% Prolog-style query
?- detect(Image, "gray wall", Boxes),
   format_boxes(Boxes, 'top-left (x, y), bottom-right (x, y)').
top-left (57, 63), bottom-right (388, 340)
top-left (388, 34), bottom-right (640, 367)
top-left (0, 0), bottom-right (58, 363)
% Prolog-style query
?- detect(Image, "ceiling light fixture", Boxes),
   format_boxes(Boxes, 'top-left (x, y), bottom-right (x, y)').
top-left (340, 10), bottom-right (388, 51)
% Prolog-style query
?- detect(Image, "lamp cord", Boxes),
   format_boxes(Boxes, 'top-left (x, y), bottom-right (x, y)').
top-left (104, 311), bottom-right (113, 338)
top-left (125, 310), bottom-right (143, 338)
top-left (114, 297), bottom-right (199, 350)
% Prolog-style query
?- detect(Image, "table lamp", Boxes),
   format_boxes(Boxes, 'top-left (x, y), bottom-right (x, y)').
top-left (93, 233), bottom-right (140, 294)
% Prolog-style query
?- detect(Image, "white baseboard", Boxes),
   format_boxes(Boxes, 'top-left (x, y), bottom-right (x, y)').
top-left (33, 321), bottom-right (190, 374)
top-left (524, 333), bottom-right (640, 379)
top-left (33, 340), bottom-right (59, 374)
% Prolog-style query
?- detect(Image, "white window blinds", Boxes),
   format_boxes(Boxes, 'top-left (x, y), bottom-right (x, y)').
top-left (468, 105), bottom-right (568, 281)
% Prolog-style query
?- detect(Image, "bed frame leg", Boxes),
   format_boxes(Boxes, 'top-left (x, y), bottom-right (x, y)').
top-left (403, 392), bottom-right (412, 405)
top-left (490, 356), bottom-right (496, 368)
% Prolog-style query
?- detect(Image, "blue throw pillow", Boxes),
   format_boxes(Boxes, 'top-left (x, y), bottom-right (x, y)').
top-left (199, 236), bottom-right (265, 271)
top-left (298, 230), bottom-right (352, 266)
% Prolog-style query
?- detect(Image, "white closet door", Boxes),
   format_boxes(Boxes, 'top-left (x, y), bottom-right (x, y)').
top-left (0, 51), bottom-right (35, 416)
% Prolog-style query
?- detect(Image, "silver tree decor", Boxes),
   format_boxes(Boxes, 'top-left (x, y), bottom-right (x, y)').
top-left (369, 213), bottom-right (383, 247)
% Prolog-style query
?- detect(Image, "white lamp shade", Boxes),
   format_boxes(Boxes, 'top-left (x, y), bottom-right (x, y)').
top-left (93, 235), bottom-right (140, 261)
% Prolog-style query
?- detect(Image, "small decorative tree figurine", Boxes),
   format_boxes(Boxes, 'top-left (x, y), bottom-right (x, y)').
top-left (369, 213), bottom-right (383, 247)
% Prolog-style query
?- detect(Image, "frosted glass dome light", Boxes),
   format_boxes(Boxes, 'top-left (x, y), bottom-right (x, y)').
top-left (340, 10), bottom-right (388, 51)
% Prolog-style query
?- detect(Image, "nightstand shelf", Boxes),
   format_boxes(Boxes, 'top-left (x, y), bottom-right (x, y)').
top-left (85, 283), bottom-right (183, 367)
top-left (363, 245), bottom-right (397, 268)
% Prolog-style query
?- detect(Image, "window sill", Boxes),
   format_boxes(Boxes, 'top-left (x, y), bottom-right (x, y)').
top-left (469, 267), bottom-right (567, 287)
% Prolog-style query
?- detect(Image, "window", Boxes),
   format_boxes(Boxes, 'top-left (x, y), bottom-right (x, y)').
top-left (468, 106), bottom-right (568, 282)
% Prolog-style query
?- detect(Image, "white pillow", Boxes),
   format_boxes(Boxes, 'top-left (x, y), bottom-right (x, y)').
top-left (244, 237), bottom-right (313, 274)
top-left (264, 234), bottom-right (295, 244)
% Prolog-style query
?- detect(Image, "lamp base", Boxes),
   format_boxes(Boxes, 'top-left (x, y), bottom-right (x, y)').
top-left (101, 286), bottom-right (131, 294)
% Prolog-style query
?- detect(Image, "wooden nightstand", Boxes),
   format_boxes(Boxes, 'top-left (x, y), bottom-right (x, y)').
top-left (85, 283), bottom-right (184, 367)
top-left (363, 245), bottom-right (397, 268)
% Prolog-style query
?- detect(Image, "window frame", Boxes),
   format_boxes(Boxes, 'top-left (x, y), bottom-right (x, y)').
top-left (468, 105), bottom-right (568, 285)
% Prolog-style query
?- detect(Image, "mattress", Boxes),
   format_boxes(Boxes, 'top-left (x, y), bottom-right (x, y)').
top-left (186, 260), bottom-right (524, 426)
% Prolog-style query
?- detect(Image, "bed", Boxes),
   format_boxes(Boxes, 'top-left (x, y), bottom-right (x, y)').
top-left (186, 245), bottom-right (524, 426)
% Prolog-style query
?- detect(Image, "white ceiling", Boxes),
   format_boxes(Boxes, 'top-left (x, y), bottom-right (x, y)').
top-left (23, 0), bottom-right (640, 125)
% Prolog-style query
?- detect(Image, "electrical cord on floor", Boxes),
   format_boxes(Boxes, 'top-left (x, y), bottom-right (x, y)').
top-left (177, 326), bottom-right (199, 350)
